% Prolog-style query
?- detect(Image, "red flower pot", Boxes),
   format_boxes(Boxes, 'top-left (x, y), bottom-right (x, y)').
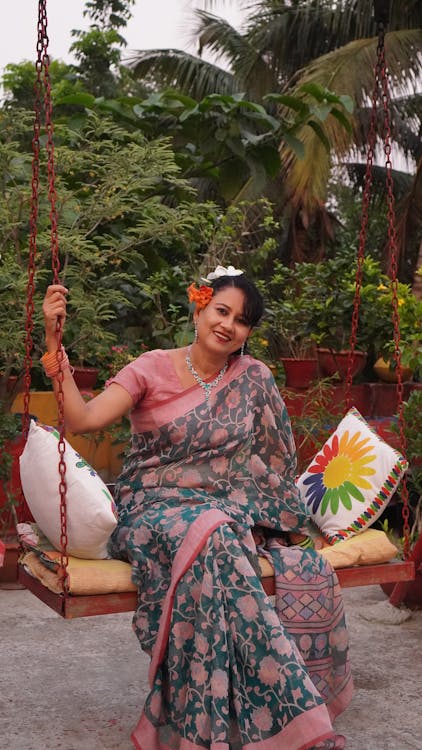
top-left (73, 366), bottom-right (98, 391)
top-left (280, 358), bottom-right (319, 389)
top-left (316, 348), bottom-right (367, 381)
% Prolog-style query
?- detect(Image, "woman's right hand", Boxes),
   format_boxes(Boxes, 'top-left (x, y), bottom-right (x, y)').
top-left (43, 284), bottom-right (68, 349)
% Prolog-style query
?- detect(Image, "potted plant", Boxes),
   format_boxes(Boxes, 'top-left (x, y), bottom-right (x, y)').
top-left (259, 262), bottom-right (319, 388)
top-left (368, 280), bottom-right (422, 416)
top-left (62, 282), bottom-right (126, 391)
top-left (373, 280), bottom-right (422, 382)
top-left (310, 255), bottom-right (378, 376)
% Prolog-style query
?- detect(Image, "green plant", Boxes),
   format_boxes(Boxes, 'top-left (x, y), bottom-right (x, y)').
top-left (63, 284), bottom-right (125, 368)
top-left (383, 388), bottom-right (422, 555)
top-left (291, 251), bottom-right (396, 365)
top-left (0, 412), bottom-right (22, 539)
top-left (0, 116), bottom-right (48, 396)
top-left (257, 252), bottom-right (400, 364)
top-left (376, 280), bottom-right (422, 379)
top-left (402, 389), bottom-right (422, 500)
top-left (258, 261), bottom-right (319, 359)
top-left (247, 331), bottom-right (285, 385)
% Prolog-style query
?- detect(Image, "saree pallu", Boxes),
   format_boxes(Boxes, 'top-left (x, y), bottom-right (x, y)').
top-left (108, 355), bottom-right (353, 749)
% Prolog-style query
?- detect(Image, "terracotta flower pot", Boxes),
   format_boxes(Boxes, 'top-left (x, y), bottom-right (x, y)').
top-left (316, 348), bottom-right (367, 381)
top-left (373, 357), bottom-right (413, 383)
top-left (72, 366), bottom-right (98, 391)
top-left (0, 540), bottom-right (21, 585)
top-left (280, 357), bottom-right (319, 389)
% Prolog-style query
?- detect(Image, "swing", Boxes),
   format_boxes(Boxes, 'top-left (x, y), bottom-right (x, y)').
top-left (16, 1), bottom-right (417, 618)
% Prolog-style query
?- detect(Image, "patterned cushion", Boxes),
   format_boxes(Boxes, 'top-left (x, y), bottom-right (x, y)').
top-left (19, 420), bottom-right (117, 558)
top-left (297, 408), bottom-right (408, 544)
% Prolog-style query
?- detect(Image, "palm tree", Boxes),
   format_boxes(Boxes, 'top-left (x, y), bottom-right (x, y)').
top-left (128, 0), bottom-right (422, 269)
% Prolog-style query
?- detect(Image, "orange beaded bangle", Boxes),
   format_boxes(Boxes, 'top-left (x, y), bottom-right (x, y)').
top-left (41, 347), bottom-right (72, 378)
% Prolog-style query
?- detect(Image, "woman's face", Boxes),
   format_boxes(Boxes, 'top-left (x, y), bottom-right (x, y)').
top-left (194, 286), bottom-right (252, 357)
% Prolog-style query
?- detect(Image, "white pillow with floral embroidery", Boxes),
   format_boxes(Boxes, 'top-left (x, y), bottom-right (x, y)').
top-left (297, 408), bottom-right (408, 544)
top-left (19, 420), bottom-right (117, 558)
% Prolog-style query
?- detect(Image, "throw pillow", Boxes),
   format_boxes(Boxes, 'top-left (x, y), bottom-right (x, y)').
top-left (19, 420), bottom-right (117, 558)
top-left (297, 407), bottom-right (408, 544)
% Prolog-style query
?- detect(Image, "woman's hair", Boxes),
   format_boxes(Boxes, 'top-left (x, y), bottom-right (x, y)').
top-left (210, 274), bottom-right (264, 327)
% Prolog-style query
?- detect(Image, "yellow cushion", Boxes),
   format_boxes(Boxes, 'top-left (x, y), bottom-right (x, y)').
top-left (259, 529), bottom-right (398, 577)
top-left (21, 551), bottom-right (136, 595)
top-left (22, 528), bottom-right (397, 596)
top-left (319, 528), bottom-right (398, 568)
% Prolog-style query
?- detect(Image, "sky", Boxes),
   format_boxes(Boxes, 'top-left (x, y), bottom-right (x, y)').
top-left (0, 0), bottom-right (246, 77)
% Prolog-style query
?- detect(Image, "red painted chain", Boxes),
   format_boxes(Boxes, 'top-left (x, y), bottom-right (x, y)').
top-left (378, 31), bottom-right (410, 557)
top-left (347, 23), bottom-right (409, 557)
top-left (24, 0), bottom-right (69, 587)
top-left (22, 4), bottom-right (45, 442)
top-left (345, 29), bottom-right (382, 407)
top-left (40, 0), bottom-right (69, 583)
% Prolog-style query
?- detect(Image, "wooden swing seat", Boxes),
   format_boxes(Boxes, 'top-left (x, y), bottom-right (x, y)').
top-left (14, 2), bottom-right (416, 622)
top-left (17, 556), bottom-right (415, 620)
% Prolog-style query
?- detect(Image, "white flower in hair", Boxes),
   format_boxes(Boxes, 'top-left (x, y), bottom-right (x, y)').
top-left (202, 265), bottom-right (244, 282)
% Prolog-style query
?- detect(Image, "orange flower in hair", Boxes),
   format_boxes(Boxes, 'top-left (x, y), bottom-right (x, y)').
top-left (187, 283), bottom-right (214, 311)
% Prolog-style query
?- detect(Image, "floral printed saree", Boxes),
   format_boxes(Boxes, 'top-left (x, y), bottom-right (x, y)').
top-left (107, 352), bottom-right (353, 750)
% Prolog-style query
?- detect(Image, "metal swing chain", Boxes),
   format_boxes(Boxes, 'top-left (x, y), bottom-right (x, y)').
top-left (378, 32), bottom-right (410, 558)
top-left (24, 0), bottom-right (69, 586)
top-left (345, 29), bottom-right (381, 407)
top-left (20, 1), bottom-right (47, 526)
top-left (41, 0), bottom-right (70, 584)
top-left (22, 9), bottom-right (45, 441)
top-left (346, 20), bottom-right (410, 558)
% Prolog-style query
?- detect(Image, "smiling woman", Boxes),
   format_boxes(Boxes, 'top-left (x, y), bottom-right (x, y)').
top-left (37, 265), bottom-right (353, 749)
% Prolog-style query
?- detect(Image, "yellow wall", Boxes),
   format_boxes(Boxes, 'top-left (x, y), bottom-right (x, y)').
top-left (11, 392), bottom-right (125, 483)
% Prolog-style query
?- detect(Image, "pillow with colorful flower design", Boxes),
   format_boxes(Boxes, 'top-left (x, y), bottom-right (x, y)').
top-left (296, 408), bottom-right (408, 545)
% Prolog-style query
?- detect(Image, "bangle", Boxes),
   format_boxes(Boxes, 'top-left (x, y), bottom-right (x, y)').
top-left (41, 347), bottom-right (72, 378)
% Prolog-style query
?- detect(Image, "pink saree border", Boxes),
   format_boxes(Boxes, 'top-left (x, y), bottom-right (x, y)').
top-left (148, 508), bottom-right (234, 687)
top-left (138, 355), bottom-right (260, 432)
top-left (131, 703), bottom-right (343, 750)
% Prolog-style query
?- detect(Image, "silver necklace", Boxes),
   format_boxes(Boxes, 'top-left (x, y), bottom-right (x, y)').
top-left (185, 347), bottom-right (228, 409)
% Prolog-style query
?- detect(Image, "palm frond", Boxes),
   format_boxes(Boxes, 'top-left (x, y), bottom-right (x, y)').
top-left (192, 10), bottom-right (276, 99)
top-left (127, 49), bottom-right (237, 99)
top-left (282, 30), bottom-right (422, 212)
top-left (345, 162), bottom-right (414, 199)
top-left (394, 155), bottom-right (422, 280)
top-left (249, 0), bottom-right (422, 41)
top-left (294, 30), bottom-right (422, 105)
top-left (194, 11), bottom-right (249, 64)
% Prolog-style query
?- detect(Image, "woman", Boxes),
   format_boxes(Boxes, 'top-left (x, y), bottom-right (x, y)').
top-left (42, 266), bottom-right (353, 750)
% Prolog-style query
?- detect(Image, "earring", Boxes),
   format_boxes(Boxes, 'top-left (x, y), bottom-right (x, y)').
top-left (194, 321), bottom-right (198, 343)
top-left (240, 341), bottom-right (246, 357)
